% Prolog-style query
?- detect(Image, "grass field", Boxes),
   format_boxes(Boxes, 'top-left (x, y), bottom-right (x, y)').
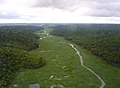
top-left (9, 30), bottom-right (120, 88)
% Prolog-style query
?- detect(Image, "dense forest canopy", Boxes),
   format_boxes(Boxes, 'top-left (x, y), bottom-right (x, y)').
top-left (0, 26), bottom-right (45, 50)
top-left (0, 26), bottom-right (45, 88)
top-left (51, 24), bottom-right (120, 68)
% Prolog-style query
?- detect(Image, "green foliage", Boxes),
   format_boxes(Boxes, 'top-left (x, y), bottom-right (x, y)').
top-left (0, 26), bottom-right (43, 50)
top-left (0, 26), bottom-right (45, 88)
top-left (8, 34), bottom-right (120, 88)
top-left (51, 24), bottom-right (120, 68)
top-left (0, 47), bottom-right (45, 87)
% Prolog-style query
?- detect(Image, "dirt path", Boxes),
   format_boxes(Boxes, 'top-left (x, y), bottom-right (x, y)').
top-left (68, 43), bottom-right (105, 88)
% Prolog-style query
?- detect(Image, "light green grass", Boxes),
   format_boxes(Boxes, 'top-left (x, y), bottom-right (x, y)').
top-left (75, 45), bottom-right (120, 88)
top-left (9, 30), bottom-right (120, 88)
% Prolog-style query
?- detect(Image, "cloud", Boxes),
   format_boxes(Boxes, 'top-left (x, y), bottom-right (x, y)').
top-left (87, 9), bottom-right (120, 17)
top-left (33, 0), bottom-right (85, 10)
top-left (0, 11), bottom-right (21, 19)
top-left (0, 0), bottom-right (120, 23)
top-left (88, 1), bottom-right (120, 17)
top-left (0, 0), bottom-right (5, 4)
top-left (32, 0), bottom-right (120, 17)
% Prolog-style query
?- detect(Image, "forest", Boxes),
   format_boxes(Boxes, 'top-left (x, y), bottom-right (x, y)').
top-left (0, 26), bottom-right (45, 88)
top-left (51, 24), bottom-right (120, 68)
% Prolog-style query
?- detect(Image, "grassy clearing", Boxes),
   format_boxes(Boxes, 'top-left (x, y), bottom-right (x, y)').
top-left (9, 30), bottom-right (120, 88)
top-left (9, 36), bottom-right (100, 88)
top-left (75, 45), bottom-right (120, 88)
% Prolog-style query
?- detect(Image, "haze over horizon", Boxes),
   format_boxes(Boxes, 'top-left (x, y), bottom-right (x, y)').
top-left (0, 0), bottom-right (120, 23)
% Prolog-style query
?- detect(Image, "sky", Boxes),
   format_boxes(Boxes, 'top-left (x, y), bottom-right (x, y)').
top-left (0, 0), bottom-right (120, 23)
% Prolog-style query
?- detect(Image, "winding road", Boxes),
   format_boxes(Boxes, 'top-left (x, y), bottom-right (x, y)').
top-left (68, 43), bottom-right (105, 88)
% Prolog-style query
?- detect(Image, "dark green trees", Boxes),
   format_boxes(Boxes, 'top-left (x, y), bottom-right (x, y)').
top-left (51, 24), bottom-right (120, 68)
top-left (0, 26), bottom-right (45, 88)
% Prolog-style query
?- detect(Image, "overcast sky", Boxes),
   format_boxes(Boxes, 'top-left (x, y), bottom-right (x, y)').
top-left (0, 0), bottom-right (120, 23)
